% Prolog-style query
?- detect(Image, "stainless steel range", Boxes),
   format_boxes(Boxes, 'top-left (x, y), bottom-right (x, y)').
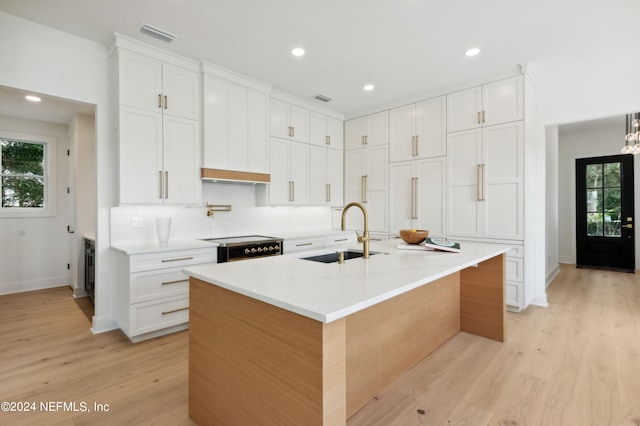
top-left (202, 235), bottom-right (283, 262)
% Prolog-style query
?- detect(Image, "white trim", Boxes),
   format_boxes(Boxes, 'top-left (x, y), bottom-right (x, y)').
top-left (546, 264), bottom-right (560, 288)
top-left (0, 278), bottom-right (67, 296)
top-left (0, 130), bottom-right (57, 218)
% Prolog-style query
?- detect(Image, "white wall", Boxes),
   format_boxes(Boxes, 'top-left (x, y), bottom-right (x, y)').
top-left (0, 12), bottom-right (115, 333)
top-left (110, 182), bottom-right (334, 246)
top-left (530, 46), bottom-right (640, 284)
top-left (0, 115), bottom-right (69, 294)
top-left (545, 125), bottom-right (559, 286)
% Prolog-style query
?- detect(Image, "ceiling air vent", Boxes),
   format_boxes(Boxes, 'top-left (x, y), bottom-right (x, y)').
top-left (138, 23), bottom-right (178, 43)
top-left (313, 94), bottom-right (333, 103)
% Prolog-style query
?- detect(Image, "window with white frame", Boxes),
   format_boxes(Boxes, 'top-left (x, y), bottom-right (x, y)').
top-left (0, 131), bottom-right (56, 217)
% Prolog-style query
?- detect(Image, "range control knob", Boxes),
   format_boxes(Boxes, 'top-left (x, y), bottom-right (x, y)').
top-left (257, 247), bottom-right (263, 252)
top-left (245, 248), bottom-right (250, 254)
top-left (269, 246), bottom-right (274, 251)
top-left (251, 248), bottom-right (257, 253)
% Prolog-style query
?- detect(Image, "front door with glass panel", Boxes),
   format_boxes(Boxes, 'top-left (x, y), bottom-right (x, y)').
top-left (576, 155), bottom-right (634, 271)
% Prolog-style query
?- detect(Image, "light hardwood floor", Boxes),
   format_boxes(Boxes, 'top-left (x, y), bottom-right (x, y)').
top-left (1, 264), bottom-right (640, 425)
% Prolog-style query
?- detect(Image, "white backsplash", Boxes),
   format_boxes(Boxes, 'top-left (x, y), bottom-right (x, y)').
top-left (110, 182), bottom-right (336, 245)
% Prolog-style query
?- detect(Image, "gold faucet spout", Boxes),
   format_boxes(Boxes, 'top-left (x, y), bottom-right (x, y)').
top-left (341, 202), bottom-right (370, 259)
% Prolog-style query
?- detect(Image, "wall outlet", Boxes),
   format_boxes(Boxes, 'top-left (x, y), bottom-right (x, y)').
top-left (131, 217), bottom-right (144, 228)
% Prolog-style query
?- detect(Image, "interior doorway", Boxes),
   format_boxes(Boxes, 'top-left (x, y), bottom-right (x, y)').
top-left (575, 154), bottom-right (635, 272)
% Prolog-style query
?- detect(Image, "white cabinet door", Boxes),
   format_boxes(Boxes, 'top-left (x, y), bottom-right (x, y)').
top-left (389, 104), bottom-right (414, 162)
top-left (327, 117), bottom-right (344, 150)
top-left (289, 105), bottom-right (309, 144)
top-left (163, 116), bottom-right (200, 205)
top-left (447, 86), bottom-right (482, 133)
top-left (268, 138), bottom-right (290, 205)
top-left (309, 145), bottom-right (328, 205)
top-left (345, 111), bottom-right (388, 149)
top-left (119, 107), bottom-right (163, 205)
top-left (447, 122), bottom-right (523, 240)
top-left (365, 145), bottom-right (389, 232)
top-left (227, 83), bottom-right (249, 171)
top-left (118, 50), bottom-right (163, 113)
top-left (161, 63), bottom-right (200, 120)
top-left (202, 74), bottom-right (228, 170)
top-left (269, 99), bottom-right (290, 139)
top-left (366, 110), bottom-right (389, 147)
top-left (482, 76), bottom-right (524, 127)
top-left (345, 117), bottom-right (365, 150)
top-left (289, 140), bottom-right (309, 205)
top-left (389, 162), bottom-right (415, 234)
top-left (269, 99), bottom-right (309, 143)
top-left (327, 148), bottom-right (343, 207)
top-left (268, 138), bottom-right (309, 205)
top-left (247, 89), bottom-right (268, 173)
top-left (415, 96), bottom-right (446, 158)
top-left (447, 76), bottom-right (523, 133)
top-left (416, 158), bottom-right (446, 237)
top-left (344, 148), bottom-right (366, 229)
top-left (309, 112), bottom-right (328, 147)
top-left (447, 129), bottom-right (483, 237)
top-left (482, 122), bottom-right (523, 240)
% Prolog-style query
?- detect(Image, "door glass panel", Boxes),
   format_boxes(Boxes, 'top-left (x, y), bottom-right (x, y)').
top-left (585, 162), bottom-right (622, 237)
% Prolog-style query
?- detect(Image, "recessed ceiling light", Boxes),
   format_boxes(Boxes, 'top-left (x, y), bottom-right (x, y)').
top-left (291, 47), bottom-right (305, 57)
top-left (25, 95), bottom-right (41, 102)
top-left (363, 84), bottom-right (375, 91)
top-left (465, 48), bottom-right (480, 57)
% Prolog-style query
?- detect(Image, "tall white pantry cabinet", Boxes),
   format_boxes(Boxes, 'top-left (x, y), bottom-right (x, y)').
top-left (446, 75), bottom-right (525, 311)
top-left (112, 37), bottom-right (201, 206)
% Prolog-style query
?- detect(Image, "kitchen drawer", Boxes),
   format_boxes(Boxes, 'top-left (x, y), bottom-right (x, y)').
top-left (324, 233), bottom-right (356, 248)
top-left (130, 296), bottom-right (189, 336)
top-left (130, 267), bottom-right (189, 303)
top-left (129, 247), bottom-right (216, 272)
top-left (506, 256), bottom-right (524, 283)
top-left (283, 238), bottom-right (324, 254)
top-left (506, 281), bottom-right (523, 311)
top-left (507, 245), bottom-right (524, 258)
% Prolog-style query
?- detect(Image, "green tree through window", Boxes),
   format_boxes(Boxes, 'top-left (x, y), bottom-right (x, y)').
top-left (1, 138), bottom-right (45, 208)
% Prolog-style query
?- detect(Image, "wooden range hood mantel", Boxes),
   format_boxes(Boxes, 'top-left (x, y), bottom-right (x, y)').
top-left (201, 168), bottom-right (270, 184)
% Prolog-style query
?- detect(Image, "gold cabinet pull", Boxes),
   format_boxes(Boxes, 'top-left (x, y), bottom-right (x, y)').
top-left (162, 279), bottom-right (189, 286)
top-left (161, 256), bottom-right (194, 263)
top-left (362, 135), bottom-right (366, 145)
top-left (165, 171), bottom-right (169, 199)
top-left (159, 171), bottom-right (163, 199)
top-left (164, 95), bottom-right (168, 110)
top-left (482, 110), bottom-right (486, 123)
top-left (415, 135), bottom-right (419, 156)
top-left (477, 165), bottom-right (483, 201)
top-left (624, 224), bottom-right (633, 229)
top-left (477, 111), bottom-right (481, 124)
top-left (162, 307), bottom-right (189, 315)
top-left (326, 183), bottom-right (331, 203)
top-left (326, 135), bottom-right (330, 145)
top-left (158, 94), bottom-right (162, 108)
top-left (291, 181), bottom-right (295, 202)
top-left (291, 126), bottom-right (295, 138)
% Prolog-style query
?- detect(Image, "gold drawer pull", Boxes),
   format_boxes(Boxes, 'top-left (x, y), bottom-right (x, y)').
top-left (162, 279), bottom-right (188, 286)
top-left (161, 256), bottom-right (194, 263)
top-left (162, 307), bottom-right (189, 315)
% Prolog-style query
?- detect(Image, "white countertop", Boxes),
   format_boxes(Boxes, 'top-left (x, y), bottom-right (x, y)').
top-left (112, 239), bottom-right (217, 255)
top-left (183, 240), bottom-right (510, 323)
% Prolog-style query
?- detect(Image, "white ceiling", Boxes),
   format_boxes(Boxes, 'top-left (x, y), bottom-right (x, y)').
top-left (1, 0), bottom-right (638, 118)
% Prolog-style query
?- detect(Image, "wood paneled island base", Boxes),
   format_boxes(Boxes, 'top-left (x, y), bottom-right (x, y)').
top-left (188, 253), bottom-right (505, 425)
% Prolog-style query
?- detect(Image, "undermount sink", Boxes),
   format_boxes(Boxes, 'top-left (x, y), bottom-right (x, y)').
top-left (301, 250), bottom-right (380, 264)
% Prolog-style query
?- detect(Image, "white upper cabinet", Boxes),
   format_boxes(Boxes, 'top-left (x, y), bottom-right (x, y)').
top-left (202, 69), bottom-right (269, 173)
top-left (114, 41), bottom-right (200, 206)
top-left (345, 110), bottom-right (389, 150)
top-left (118, 49), bottom-right (200, 121)
top-left (309, 145), bottom-right (343, 207)
top-left (310, 112), bottom-right (344, 149)
top-left (269, 99), bottom-right (309, 143)
top-left (268, 138), bottom-right (309, 205)
top-left (447, 121), bottom-right (524, 240)
top-left (447, 75), bottom-right (523, 133)
top-left (390, 96), bottom-right (446, 162)
top-left (389, 158), bottom-right (446, 237)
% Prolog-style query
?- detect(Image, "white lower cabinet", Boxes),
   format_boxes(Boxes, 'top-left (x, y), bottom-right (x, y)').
top-left (114, 247), bottom-right (216, 342)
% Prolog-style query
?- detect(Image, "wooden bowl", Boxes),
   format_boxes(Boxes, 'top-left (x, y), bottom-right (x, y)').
top-left (399, 229), bottom-right (429, 244)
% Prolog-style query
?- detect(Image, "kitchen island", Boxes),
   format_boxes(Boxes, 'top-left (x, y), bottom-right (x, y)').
top-left (183, 239), bottom-right (508, 425)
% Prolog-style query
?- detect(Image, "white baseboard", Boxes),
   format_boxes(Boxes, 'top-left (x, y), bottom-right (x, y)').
top-left (558, 256), bottom-right (574, 264)
top-left (91, 315), bottom-right (119, 334)
top-left (0, 276), bottom-right (68, 296)
top-left (546, 264), bottom-right (560, 288)
top-left (528, 294), bottom-right (549, 308)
